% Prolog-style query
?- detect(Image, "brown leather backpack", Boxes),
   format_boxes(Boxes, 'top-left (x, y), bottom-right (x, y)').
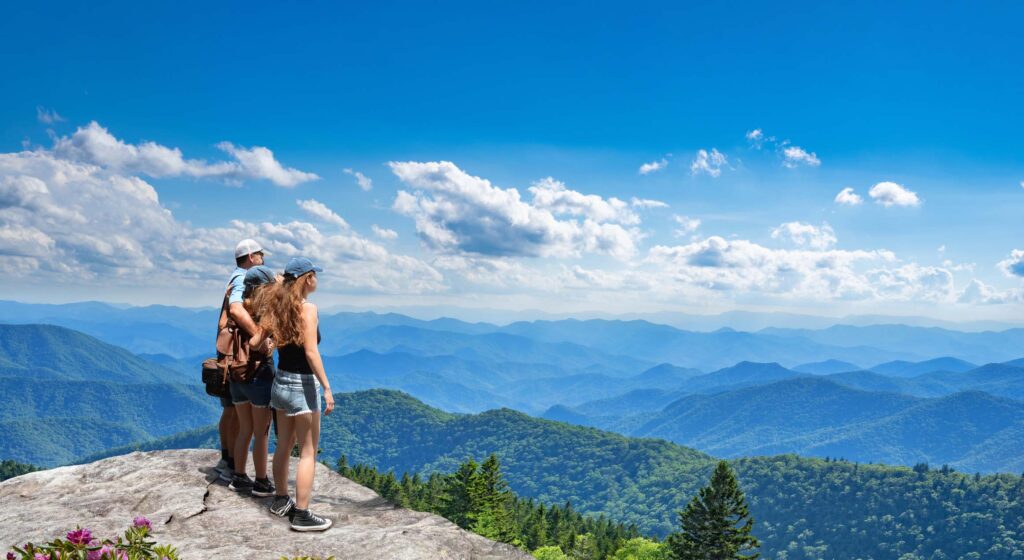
top-left (201, 278), bottom-right (251, 395)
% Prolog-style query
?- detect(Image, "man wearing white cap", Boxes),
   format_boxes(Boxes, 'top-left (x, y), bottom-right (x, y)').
top-left (214, 239), bottom-right (267, 480)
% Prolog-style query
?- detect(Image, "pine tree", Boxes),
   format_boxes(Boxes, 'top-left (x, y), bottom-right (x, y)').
top-left (470, 453), bottom-right (519, 544)
top-left (444, 458), bottom-right (479, 529)
top-left (667, 461), bottom-right (760, 560)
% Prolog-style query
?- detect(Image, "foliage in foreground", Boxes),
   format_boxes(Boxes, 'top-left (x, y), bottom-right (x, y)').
top-left (5, 517), bottom-right (179, 560)
top-left (669, 461), bottom-right (759, 560)
top-left (0, 459), bottom-right (39, 482)
top-left (338, 453), bottom-right (650, 559)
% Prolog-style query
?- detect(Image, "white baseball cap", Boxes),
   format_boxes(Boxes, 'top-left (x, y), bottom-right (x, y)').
top-left (234, 238), bottom-right (266, 259)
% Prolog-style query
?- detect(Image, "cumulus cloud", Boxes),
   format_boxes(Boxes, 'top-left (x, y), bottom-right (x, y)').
top-left (690, 149), bottom-right (727, 177)
top-left (0, 147), bottom-right (441, 294)
top-left (646, 236), bottom-right (898, 299)
top-left (389, 161), bottom-right (641, 260)
top-left (782, 146), bottom-right (821, 168)
top-left (51, 121), bottom-right (318, 187)
top-left (372, 225), bottom-right (398, 240)
top-left (297, 199), bottom-right (349, 229)
top-left (999, 249), bottom-right (1024, 278)
top-left (834, 187), bottom-right (863, 206)
top-left (869, 181), bottom-right (920, 207)
top-left (639, 158), bottom-right (668, 175)
top-left (344, 168), bottom-right (373, 191)
top-left (771, 222), bottom-right (837, 250)
top-left (36, 106), bottom-right (65, 124)
top-left (672, 215), bottom-right (701, 237)
top-left (745, 129), bottom-right (765, 148)
top-left (958, 279), bottom-right (1022, 304)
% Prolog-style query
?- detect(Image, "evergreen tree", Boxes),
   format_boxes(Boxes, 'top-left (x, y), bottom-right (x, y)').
top-left (444, 458), bottom-right (478, 529)
top-left (667, 461), bottom-right (760, 560)
top-left (470, 453), bottom-right (519, 544)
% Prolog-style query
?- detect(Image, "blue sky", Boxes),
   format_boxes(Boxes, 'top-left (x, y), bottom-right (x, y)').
top-left (1, 1), bottom-right (1022, 321)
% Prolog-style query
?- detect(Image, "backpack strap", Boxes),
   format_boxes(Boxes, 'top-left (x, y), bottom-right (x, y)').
top-left (218, 272), bottom-right (244, 331)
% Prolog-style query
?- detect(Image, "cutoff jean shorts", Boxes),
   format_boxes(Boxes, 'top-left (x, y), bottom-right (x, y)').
top-left (229, 362), bottom-right (275, 407)
top-left (270, 369), bottom-right (322, 416)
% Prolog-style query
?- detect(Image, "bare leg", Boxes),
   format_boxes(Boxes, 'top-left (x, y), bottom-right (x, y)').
top-left (293, 412), bottom-right (319, 509)
top-left (218, 407), bottom-right (233, 460)
top-left (273, 414), bottom-right (297, 496)
top-left (233, 401), bottom-right (254, 475)
top-left (251, 406), bottom-right (273, 479)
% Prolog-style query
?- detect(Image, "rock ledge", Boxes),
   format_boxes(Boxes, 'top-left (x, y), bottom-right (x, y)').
top-left (0, 449), bottom-right (532, 560)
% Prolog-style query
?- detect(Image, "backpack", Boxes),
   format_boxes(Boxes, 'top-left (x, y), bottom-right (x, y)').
top-left (201, 275), bottom-right (252, 396)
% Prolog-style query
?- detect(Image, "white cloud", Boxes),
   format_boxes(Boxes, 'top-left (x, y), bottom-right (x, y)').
top-left (372, 225), bottom-right (398, 240)
top-left (529, 177), bottom-right (640, 225)
top-left (958, 279), bottom-right (1022, 304)
top-left (0, 147), bottom-right (441, 294)
top-left (646, 236), bottom-right (899, 300)
top-left (672, 215), bottom-right (701, 237)
top-left (782, 146), bottom-right (821, 168)
top-left (639, 158), bottom-right (668, 175)
top-left (745, 129), bottom-right (764, 148)
top-left (690, 148), bottom-right (727, 177)
top-left (344, 168), bottom-right (373, 191)
top-left (938, 245), bottom-right (946, 253)
top-left (771, 222), bottom-right (837, 250)
top-left (869, 181), bottom-right (920, 207)
top-left (390, 161), bottom-right (641, 260)
top-left (630, 197), bottom-right (669, 209)
top-left (36, 106), bottom-right (65, 124)
top-left (999, 249), bottom-right (1024, 278)
top-left (51, 121), bottom-right (318, 187)
top-left (215, 142), bottom-right (319, 188)
top-left (297, 199), bottom-right (349, 229)
top-left (834, 187), bottom-right (863, 206)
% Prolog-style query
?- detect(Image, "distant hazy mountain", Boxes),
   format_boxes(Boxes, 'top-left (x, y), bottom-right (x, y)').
top-left (792, 359), bottom-right (863, 374)
top-left (762, 324), bottom-right (1024, 364)
top-left (631, 376), bottom-right (1024, 473)
top-left (869, 357), bottom-right (978, 377)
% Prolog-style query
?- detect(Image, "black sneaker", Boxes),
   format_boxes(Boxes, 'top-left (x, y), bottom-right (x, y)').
top-left (290, 508), bottom-right (333, 532)
top-left (252, 477), bottom-right (275, 498)
top-left (228, 473), bottom-right (254, 493)
top-left (269, 495), bottom-right (295, 518)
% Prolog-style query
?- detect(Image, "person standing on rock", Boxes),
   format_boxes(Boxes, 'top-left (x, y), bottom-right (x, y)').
top-left (260, 256), bottom-right (335, 531)
top-left (226, 264), bottom-right (278, 498)
top-left (215, 238), bottom-right (268, 481)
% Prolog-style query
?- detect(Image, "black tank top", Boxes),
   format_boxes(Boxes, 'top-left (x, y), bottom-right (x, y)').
top-left (276, 328), bottom-right (321, 374)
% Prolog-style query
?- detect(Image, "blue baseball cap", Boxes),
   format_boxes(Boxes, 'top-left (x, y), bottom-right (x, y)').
top-left (284, 257), bottom-right (323, 279)
top-left (244, 265), bottom-right (276, 287)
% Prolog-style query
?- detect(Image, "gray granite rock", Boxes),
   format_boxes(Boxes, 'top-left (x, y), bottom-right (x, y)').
top-left (0, 449), bottom-right (533, 559)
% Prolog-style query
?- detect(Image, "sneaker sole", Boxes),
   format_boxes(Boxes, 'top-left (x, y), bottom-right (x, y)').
top-left (291, 520), bottom-right (333, 532)
top-left (269, 503), bottom-right (294, 517)
top-left (228, 484), bottom-right (253, 493)
top-left (252, 489), bottom-right (275, 497)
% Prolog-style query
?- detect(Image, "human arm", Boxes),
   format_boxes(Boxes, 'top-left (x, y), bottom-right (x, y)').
top-left (302, 302), bottom-right (334, 414)
top-left (229, 302), bottom-right (260, 338)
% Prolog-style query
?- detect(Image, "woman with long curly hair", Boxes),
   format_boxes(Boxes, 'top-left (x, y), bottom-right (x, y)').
top-left (260, 257), bottom-right (335, 531)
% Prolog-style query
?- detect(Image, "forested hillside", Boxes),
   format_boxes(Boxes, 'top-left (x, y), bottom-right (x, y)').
top-left (84, 389), bottom-right (1024, 558)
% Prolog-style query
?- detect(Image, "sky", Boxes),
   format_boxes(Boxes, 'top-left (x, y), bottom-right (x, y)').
top-left (1, 1), bottom-right (1023, 322)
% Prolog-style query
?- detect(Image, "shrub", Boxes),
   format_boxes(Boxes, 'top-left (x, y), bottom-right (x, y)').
top-left (5, 516), bottom-right (180, 560)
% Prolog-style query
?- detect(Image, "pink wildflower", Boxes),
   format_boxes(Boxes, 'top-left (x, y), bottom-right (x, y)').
top-left (66, 527), bottom-right (92, 546)
top-left (132, 516), bottom-right (151, 530)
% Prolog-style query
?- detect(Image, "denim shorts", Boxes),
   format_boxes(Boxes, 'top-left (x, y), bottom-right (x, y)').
top-left (270, 369), bottom-right (322, 416)
top-left (228, 361), bottom-right (275, 407)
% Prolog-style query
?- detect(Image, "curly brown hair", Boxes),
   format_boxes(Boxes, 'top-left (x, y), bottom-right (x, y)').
top-left (260, 273), bottom-right (313, 347)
